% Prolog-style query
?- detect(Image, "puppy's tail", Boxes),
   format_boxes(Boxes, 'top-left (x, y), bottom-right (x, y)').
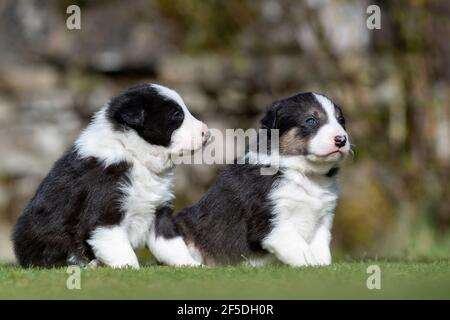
top-left (151, 206), bottom-right (202, 266)
top-left (154, 206), bottom-right (181, 239)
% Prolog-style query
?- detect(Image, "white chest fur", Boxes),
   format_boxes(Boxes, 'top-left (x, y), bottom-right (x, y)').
top-left (76, 106), bottom-right (176, 250)
top-left (120, 160), bottom-right (174, 249)
top-left (269, 169), bottom-right (338, 242)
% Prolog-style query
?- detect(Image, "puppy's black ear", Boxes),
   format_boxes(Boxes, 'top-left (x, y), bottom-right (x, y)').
top-left (261, 102), bottom-right (281, 129)
top-left (115, 104), bottom-right (145, 128)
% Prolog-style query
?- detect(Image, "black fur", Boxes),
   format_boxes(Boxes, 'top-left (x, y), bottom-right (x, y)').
top-left (158, 92), bottom-right (346, 265)
top-left (174, 164), bottom-right (280, 265)
top-left (107, 84), bottom-right (185, 147)
top-left (13, 84), bottom-right (185, 268)
top-left (154, 206), bottom-right (180, 239)
top-left (325, 167), bottom-right (340, 177)
top-left (262, 93), bottom-right (328, 139)
top-left (13, 148), bottom-right (130, 267)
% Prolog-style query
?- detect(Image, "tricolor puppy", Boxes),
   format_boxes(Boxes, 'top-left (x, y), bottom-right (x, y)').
top-left (153, 92), bottom-right (350, 267)
top-left (13, 83), bottom-right (209, 268)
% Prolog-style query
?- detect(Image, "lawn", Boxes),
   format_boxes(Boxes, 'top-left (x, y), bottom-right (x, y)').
top-left (1, 259), bottom-right (449, 300)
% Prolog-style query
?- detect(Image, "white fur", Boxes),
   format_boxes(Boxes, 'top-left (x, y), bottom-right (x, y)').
top-left (87, 226), bottom-right (140, 269)
top-left (119, 159), bottom-right (174, 250)
top-left (75, 107), bottom-right (174, 171)
top-left (147, 92), bottom-right (345, 268)
top-left (147, 227), bottom-right (202, 267)
top-left (187, 243), bottom-right (205, 265)
top-left (77, 84), bottom-right (204, 269)
top-left (247, 150), bottom-right (339, 176)
top-left (152, 84), bottom-right (206, 154)
top-left (262, 166), bottom-right (338, 267)
top-left (155, 155), bottom-right (340, 268)
top-left (77, 106), bottom-right (175, 269)
top-left (309, 213), bottom-right (333, 265)
top-left (308, 93), bottom-right (350, 159)
top-left (248, 95), bottom-right (348, 267)
top-left (158, 150), bottom-right (342, 268)
top-left (244, 255), bottom-right (277, 267)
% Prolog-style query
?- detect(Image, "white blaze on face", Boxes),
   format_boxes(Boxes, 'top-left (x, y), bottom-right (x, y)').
top-left (151, 84), bottom-right (207, 154)
top-left (307, 93), bottom-right (350, 161)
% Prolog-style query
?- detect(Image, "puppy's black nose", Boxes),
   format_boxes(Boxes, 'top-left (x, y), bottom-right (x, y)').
top-left (334, 135), bottom-right (347, 148)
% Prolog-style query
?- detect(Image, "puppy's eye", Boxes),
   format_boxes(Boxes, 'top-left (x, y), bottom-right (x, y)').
top-left (172, 110), bottom-right (182, 119)
top-left (338, 116), bottom-right (345, 126)
top-left (305, 117), bottom-right (318, 126)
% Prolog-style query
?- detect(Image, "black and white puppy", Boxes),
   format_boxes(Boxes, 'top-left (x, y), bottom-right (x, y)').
top-left (153, 92), bottom-right (350, 267)
top-left (13, 83), bottom-right (209, 268)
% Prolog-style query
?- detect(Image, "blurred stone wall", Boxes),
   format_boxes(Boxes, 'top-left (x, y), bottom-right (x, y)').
top-left (0, 0), bottom-right (449, 263)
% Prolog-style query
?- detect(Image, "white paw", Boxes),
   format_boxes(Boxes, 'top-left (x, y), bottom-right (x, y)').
top-left (85, 259), bottom-right (103, 269)
top-left (110, 262), bottom-right (140, 270)
top-left (293, 247), bottom-right (318, 267)
top-left (310, 246), bottom-right (332, 266)
top-left (104, 257), bottom-right (140, 269)
top-left (174, 261), bottom-right (203, 267)
top-left (313, 255), bottom-right (331, 266)
top-left (277, 246), bottom-right (319, 267)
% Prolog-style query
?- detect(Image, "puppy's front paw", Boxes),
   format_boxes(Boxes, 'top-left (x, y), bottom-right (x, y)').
top-left (85, 259), bottom-right (104, 269)
top-left (293, 247), bottom-right (318, 267)
top-left (111, 262), bottom-right (140, 270)
top-left (105, 258), bottom-right (140, 269)
top-left (277, 246), bottom-right (318, 267)
top-left (178, 261), bottom-right (203, 267)
top-left (313, 255), bottom-right (331, 266)
top-left (310, 245), bottom-right (331, 266)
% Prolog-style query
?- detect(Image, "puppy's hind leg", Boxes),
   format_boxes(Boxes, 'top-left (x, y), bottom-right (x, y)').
top-left (148, 206), bottom-right (202, 267)
top-left (147, 231), bottom-right (202, 267)
top-left (87, 226), bottom-right (140, 269)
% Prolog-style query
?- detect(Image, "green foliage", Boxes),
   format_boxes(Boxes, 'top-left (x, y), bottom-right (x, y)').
top-left (155, 0), bottom-right (257, 52)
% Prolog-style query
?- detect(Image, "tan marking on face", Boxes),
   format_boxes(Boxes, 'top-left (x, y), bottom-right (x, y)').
top-left (279, 127), bottom-right (307, 155)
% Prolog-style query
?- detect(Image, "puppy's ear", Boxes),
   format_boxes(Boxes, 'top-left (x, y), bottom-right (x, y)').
top-left (261, 102), bottom-right (281, 129)
top-left (115, 104), bottom-right (145, 128)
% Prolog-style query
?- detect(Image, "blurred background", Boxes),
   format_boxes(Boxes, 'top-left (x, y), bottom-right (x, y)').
top-left (0, 0), bottom-right (448, 263)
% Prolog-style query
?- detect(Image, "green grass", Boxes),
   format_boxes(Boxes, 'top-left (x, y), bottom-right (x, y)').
top-left (1, 259), bottom-right (449, 300)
